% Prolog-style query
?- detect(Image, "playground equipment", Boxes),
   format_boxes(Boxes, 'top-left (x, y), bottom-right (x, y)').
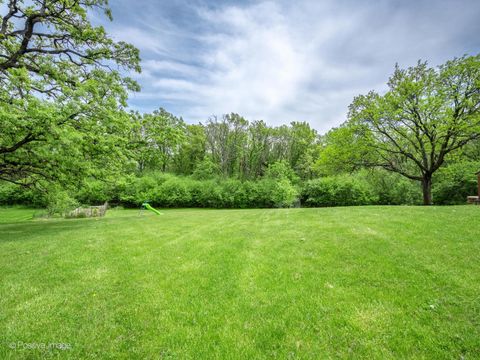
top-left (141, 202), bottom-right (163, 215)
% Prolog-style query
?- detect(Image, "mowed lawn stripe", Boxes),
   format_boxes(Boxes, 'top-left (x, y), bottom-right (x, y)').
top-left (0, 206), bottom-right (479, 359)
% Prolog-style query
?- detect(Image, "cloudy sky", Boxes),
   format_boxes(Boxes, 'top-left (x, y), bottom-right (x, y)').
top-left (99, 0), bottom-right (480, 132)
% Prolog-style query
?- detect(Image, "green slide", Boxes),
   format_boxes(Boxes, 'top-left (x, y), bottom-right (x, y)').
top-left (142, 202), bottom-right (162, 215)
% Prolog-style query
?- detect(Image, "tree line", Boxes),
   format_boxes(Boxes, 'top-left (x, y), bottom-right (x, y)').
top-left (1, 0), bottom-right (479, 210)
top-left (129, 111), bottom-right (318, 180)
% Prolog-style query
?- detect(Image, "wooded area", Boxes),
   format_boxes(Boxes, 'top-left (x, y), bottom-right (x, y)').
top-left (1, 0), bottom-right (479, 211)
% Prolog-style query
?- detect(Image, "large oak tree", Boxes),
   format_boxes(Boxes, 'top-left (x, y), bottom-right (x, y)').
top-left (0, 0), bottom-right (140, 185)
top-left (348, 55), bottom-right (480, 205)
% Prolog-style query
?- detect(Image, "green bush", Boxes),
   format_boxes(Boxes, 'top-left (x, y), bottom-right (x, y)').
top-left (237, 181), bottom-right (260, 208)
top-left (192, 158), bottom-right (221, 180)
top-left (301, 175), bottom-right (377, 207)
top-left (119, 175), bottom-right (155, 206)
top-left (264, 160), bottom-right (299, 184)
top-left (116, 173), bottom-right (173, 207)
top-left (433, 161), bottom-right (480, 204)
top-left (0, 181), bottom-right (46, 206)
top-left (151, 177), bottom-right (193, 207)
top-left (250, 161), bottom-right (300, 207)
top-left (356, 169), bottom-right (421, 205)
top-left (45, 187), bottom-right (79, 216)
top-left (11, 165), bottom-right (472, 209)
top-left (271, 179), bottom-right (299, 208)
top-left (76, 179), bottom-right (111, 205)
top-left (189, 180), bottom-right (221, 207)
top-left (219, 179), bottom-right (252, 208)
top-left (126, 174), bottom-right (301, 209)
top-left (255, 178), bottom-right (299, 208)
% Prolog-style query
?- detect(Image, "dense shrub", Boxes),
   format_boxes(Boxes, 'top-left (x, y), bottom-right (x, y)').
top-left (101, 173), bottom-right (299, 209)
top-left (433, 162), bottom-right (480, 204)
top-left (117, 173), bottom-right (172, 207)
top-left (99, 172), bottom-right (300, 209)
top-left (76, 179), bottom-right (112, 205)
top-left (151, 177), bottom-right (193, 207)
top-left (258, 161), bottom-right (300, 207)
top-left (45, 187), bottom-right (79, 216)
top-left (301, 175), bottom-right (377, 207)
top-left (255, 179), bottom-right (299, 208)
top-left (187, 179), bottom-right (219, 207)
top-left (264, 160), bottom-right (299, 184)
top-left (0, 181), bottom-right (46, 206)
top-left (218, 179), bottom-right (247, 208)
top-left (192, 158), bottom-right (221, 180)
top-left (356, 169), bottom-right (422, 205)
top-left (6, 164), bottom-right (477, 209)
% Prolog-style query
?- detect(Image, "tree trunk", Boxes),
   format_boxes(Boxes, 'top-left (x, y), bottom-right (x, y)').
top-left (422, 175), bottom-right (433, 205)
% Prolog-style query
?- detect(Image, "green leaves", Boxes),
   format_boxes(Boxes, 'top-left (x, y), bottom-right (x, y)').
top-left (0, 0), bottom-right (141, 185)
top-left (130, 109), bottom-right (187, 173)
top-left (346, 54), bottom-right (480, 204)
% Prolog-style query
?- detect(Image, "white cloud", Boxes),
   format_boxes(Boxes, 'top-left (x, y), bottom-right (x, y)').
top-left (107, 0), bottom-right (480, 133)
top-left (109, 26), bottom-right (168, 55)
top-left (196, 2), bottom-right (308, 114)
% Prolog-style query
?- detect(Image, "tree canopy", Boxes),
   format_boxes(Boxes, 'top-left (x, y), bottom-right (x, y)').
top-left (341, 56), bottom-right (480, 204)
top-left (0, 0), bottom-right (140, 185)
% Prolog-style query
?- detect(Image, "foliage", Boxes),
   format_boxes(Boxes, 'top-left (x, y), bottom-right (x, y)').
top-left (265, 178), bottom-right (299, 208)
top-left (0, 0), bottom-right (140, 185)
top-left (264, 160), bottom-right (299, 183)
top-left (153, 177), bottom-right (193, 208)
top-left (315, 125), bottom-right (373, 176)
top-left (75, 179), bottom-right (114, 205)
top-left (191, 179), bottom-right (225, 208)
top-left (117, 172), bottom-right (171, 207)
top-left (433, 161), bottom-right (480, 204)
top-left (192, 158), bottom-right (221, 180)
top-left (348, 55), bottom-right (480, 204)
top-left (216, 179), bottom-right (249, 208)
top-left (301, 175), bottom-right (377, 207)
top-left (79, 172), bottom-right (299, 209)
top-left (0, 180), bottom-right (44, 206)
top-left (45, 186), bottom-right (79, 217)
top-left (356, 169), bottom-right (422, 205)
top-left (174, 124), bottom-right (207, 175)
top-left (124, 112), bottom-right (322, 182)
top-left (288, 121), bottom-right (318, 170)
top-left (131, 109), bottom-right (187, 173)
top-left (8, 162), bottom-right (480, 208)
top-left (204, 113), bottom-right (249, 177)
top-left (200, 115), bottom-right (320, 180)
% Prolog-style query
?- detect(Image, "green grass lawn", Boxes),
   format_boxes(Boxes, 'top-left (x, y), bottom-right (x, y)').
top-left (1, 206), bottom-right (479, 359)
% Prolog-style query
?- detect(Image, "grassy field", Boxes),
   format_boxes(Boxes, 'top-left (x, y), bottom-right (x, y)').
top-left (1, 206), bottom-right (479, 359)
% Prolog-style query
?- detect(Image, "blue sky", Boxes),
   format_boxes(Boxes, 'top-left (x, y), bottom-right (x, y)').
top-left (98, 0), bottom-right (480, 132)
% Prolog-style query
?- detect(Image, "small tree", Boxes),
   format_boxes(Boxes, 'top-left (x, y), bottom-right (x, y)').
top-left (349, 55), bottom-right (480, 205)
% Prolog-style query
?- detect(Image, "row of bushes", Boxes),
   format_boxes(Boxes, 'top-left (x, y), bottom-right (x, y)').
top-left (0, 182), bottom-right (45, 207)
top-left (301, 176), bottom-right (378, 207)
top-left (0, 174), bottom-right (300, 209)
top-left (1, 162), bottom-right (478, 210)
top-left (73, 171), bottom-right (421, 209)
top-left (103, 174), bottom-right (299, 208)
top-left (0, 172), bottom-right (412, 209)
